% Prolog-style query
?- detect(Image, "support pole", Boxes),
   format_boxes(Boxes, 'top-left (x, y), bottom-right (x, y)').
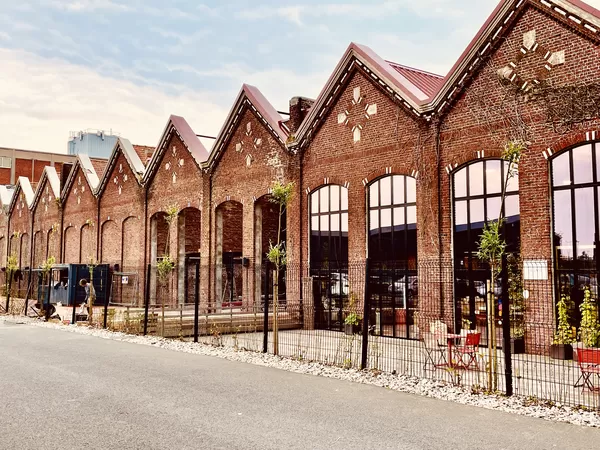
top-left (501, 254), bottom-right (513, 396)
top-left (361, 258), bottom-right (370, 370)
top-left (143, 264), bottom-right (151, 336)
top-left (263, 261), bottom-right (269, 353)
top-left (194, 260), bottom-right (200, 343)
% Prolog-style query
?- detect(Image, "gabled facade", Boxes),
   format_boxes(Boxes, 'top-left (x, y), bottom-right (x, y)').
top-left (97, 138), bottom-right (146, 270)
top-left (61, 155), bottom-right (106, 264)
top-left (0, 186), bottom-right (14, 267)
top-left (7, 177), bottom-right (35, 269)
top-left (206, 84), bottom-right (294, 306)
top-left (30, 166), bottom-right (61, 267)
top-left (144, 115), bottom-right (209, 305)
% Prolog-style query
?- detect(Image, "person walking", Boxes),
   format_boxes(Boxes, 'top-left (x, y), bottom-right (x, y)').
top-left (79, 278), bottom-right (96, 307)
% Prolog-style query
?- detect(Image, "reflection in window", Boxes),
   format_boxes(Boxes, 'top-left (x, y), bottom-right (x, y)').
top-left (552, 143), bottom-right (600, 274)
top-left (453, 159), bottom-right (520, 335)
top-left (368, 175), bottom-right (417, 265)
top-left (368, 175), bottom-right (418, 339)
top-left (551, 143), bottom-right (600, 323)
top-left (310, 185), bottom-right (348, 267)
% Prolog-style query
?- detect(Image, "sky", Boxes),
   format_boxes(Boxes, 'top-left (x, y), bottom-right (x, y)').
top-left (1, 0), bottom-right (600, 154)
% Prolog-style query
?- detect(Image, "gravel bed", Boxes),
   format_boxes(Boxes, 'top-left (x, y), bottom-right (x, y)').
top-left (2, 315), bottom-right (599, 428)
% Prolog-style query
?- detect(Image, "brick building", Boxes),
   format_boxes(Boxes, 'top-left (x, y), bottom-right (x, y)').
top-left (2, 0), bottom-right (600, 350)
top-left (0, 147), bottom-right (74, 187)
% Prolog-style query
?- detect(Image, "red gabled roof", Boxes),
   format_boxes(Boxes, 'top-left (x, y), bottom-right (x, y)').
top-left (133, 145), bottom-right (154, 164)
top-left (386, 62), bottom-right (444, 99)
top-left (90, 158), bottom-right (108, 180)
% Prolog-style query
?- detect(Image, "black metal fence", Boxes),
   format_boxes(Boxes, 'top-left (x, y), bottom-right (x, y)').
top-left (5, 257), bottom-right (600, 409)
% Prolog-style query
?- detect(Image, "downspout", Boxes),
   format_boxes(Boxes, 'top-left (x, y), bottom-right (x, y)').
top-left (142, 180), bottom-right (149, 305)
top-left (59, 197), bottom-right (64, 264)
top-left (435, 117), bottom-right (444, 320)
top-left (207, 171), bottom-right (213, 305)
top-left (298, 147), bottom-right (303, 301)
top-left (96, 192), bottom-right (101, 263)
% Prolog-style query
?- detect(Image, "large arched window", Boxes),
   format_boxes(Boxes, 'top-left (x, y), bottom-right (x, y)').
top-left (551, 143), bottom-right (600, 318)
top-left (310, 185), bottom-right (349, 331)
top-left (310, 185), bottom-right (348, 267)
top-left (453, 159), bottom-right (520, 335)
top-left (368, 175), bottom-right (417, 263)
top-left (368, 175), bottom-right (417, 339)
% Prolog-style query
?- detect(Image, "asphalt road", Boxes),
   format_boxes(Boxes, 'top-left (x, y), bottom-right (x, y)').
top-left (0, 321), bottom-right (598, 450)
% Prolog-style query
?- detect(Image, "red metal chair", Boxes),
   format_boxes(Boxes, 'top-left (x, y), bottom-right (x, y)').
top-left (575, 348), bottom-right (600, 391)
top-left (454, 332), bottom-right (481, 370)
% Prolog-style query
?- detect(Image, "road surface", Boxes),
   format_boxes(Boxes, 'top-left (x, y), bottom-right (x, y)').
top-left (0, 321), bottom-right (597, 449)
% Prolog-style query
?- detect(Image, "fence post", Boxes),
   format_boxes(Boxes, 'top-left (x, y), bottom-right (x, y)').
top-left (143, 264), bottom-right (151, 336)
top-left (72, 267), bottom-right (78, 324)
top-left (5, 275), bottom-right (11, 314)
top-left (263, 261), bottom-right (269, 353)
top-left (23, 267), bottom-right (33, 316)
top-left (103, 272), bottom-right (110, 329)
top-left (44, 272), bottom-right (51, 321)
top-left (361, 258), bottom-right (370, 370)
top-left (501, 253), bottom-right (513, 396)
top-left (194, 260), bottom-right (200, 343)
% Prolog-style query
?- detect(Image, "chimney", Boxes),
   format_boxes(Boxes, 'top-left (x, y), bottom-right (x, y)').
top-left (288, 96), bottom-right (315, 134)
top-left (61, 163), bottom-right (73, 189)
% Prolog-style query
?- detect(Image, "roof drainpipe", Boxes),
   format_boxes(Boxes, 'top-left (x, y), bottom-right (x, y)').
top-left (142, 183), bottom-right (149, 305)
top-left (435, 117), bottom-right (445, 324)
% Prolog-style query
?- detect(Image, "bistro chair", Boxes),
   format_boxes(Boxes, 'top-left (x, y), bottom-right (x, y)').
top-left (575, 348), bottom-right (600, 392)
top-left (422, 332), bottom-right (447, 371)
top-left (454, 332), bottom-right (481, 370)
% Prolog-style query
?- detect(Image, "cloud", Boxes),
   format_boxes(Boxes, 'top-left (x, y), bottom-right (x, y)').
top-left (42, 0), bottom-right (132, 12)
top-left (0, 49), bottom-right (230, 153)
top-left (0, 31), bottom-right (11, 41)
top-left (236, 0), bottom-right (467, 24)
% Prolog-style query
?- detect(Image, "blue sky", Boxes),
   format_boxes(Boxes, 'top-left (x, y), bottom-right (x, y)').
top-left (1, 0), bottom-right (599, 153)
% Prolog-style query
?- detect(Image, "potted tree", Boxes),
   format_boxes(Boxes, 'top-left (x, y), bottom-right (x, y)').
top-left (344, 293), bottom-right (361, 335)
top-left (507, 254), bottom-right (526, 354)
top-left (550, 294), bottom-right (575, 360)
top-left (578, 286), bottom-right (600, 350)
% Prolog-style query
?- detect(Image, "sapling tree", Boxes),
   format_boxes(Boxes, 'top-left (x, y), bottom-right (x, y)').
top-left (477, 141), bottom-right (522, 392)
top-left (85, 219), bottom-right (98, 325)
top-left (266, 180), bottom-right (294, 356)
top-left (4, 253), bottom-right (18, 313)
top-left (40, 256), bottom-right (56, 312)
top-left (157, 205), bottom-right (178, 300)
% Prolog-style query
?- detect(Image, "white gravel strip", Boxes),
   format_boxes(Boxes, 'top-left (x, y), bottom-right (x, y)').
top-left (2, 315), bottom-right (599, 428)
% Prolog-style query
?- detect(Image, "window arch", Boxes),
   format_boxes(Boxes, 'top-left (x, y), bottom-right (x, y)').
top-left (453, 159), bottom-right (520, 335)
top-left (309, 184), bottom-right (348, 267)
top-left (551, 143), bottom-right (600, 316)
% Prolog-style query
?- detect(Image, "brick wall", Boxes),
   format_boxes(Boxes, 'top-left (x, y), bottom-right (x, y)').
top-left (209, 106), bottom-right (293, 305)
top-left (99, 150), bottom-right (146, 274)
top-left (62, 165), bottom-right (98, 264)
top-left (31, 175), bottom-right (61, 267)
top-left (7, 189), bottom-right (33, 269)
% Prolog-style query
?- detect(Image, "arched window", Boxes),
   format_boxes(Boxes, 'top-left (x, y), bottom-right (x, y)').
top-left (310, 185), bottom-right (349, 331)
top-left (368, 175), bottom-right (417, 339)
top-left (368, 175), bottom-right (417, 263)
top-left (453, 159), bottom-right (520, 334)
top-left (551, 143), bottom-right (600, 315)
top-left (309, 185), bottom-right (348, 267)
